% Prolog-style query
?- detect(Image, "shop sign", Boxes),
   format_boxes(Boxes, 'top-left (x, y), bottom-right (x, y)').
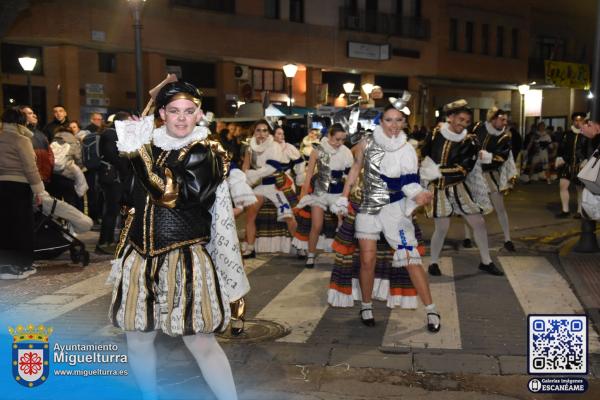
top-left (347, 41), bottom-right (390, 61)
top-left (544, 60), bottom-right (590, 89)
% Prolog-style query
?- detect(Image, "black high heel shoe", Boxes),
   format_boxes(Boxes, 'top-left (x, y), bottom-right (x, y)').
top-left (427, 312), bottom-right (441, 333)
top-left (359, 309), bottom-right (375, 327)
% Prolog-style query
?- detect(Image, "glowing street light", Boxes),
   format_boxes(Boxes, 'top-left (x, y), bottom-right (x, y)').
top-left (283, 63), bottom-right (298, 114)
top-left (343, 82), bottom-right (355, 95)
top-left (19, 56), bottom-right (37, 106)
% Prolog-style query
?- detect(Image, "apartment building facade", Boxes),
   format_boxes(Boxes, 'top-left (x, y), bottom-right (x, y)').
top-left (0, 0), bottom-right (594, 128)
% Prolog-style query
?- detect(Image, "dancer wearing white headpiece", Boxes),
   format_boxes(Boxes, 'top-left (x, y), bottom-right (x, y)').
top-left (333, 95), bottom-right (441, 332)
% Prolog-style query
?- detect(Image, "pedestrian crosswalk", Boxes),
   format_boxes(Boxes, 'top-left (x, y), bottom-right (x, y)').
top-left (246, 254), bottom-right (600, 354)
top-left (383, 257), bottom-right (461, 349)
top-left (2, 254), bottom-right (598, 356)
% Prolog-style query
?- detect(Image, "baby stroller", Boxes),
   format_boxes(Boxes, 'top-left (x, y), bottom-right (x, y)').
top-left (34, 194), bottom-right (92, 266)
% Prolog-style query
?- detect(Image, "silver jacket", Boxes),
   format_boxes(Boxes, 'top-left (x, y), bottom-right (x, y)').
top-left (360, 134), bottom-right (391, 214)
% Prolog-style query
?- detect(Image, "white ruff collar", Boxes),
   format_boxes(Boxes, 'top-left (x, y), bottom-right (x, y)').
top-left (571, 125), bottom-right (581, 134)
top-left (152, 125), bottom-right (208, 150)
top-left (441, 122), bottom-right (467, 142)
top-left (485, 121), bottom-right (505, 136)
top-left (319, 136), bottom-right (340, 155)
top-left (250, 135), bottom-right (273, 153)
top-left (373, 125), bottom-right (407, 152)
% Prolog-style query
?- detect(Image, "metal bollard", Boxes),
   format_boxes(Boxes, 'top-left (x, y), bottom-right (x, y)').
top-left (573, 218), bottom-right (599, 253)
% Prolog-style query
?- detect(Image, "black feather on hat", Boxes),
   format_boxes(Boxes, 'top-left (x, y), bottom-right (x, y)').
top-left (154, 81), bottom-right (202, 118)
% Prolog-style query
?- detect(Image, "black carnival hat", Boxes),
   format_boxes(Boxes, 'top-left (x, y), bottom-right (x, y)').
top-left (155, 81), bottom-right (202, 113)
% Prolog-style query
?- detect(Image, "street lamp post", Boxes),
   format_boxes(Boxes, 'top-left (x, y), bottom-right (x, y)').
top-left (128, 0), bottom-right (146, 113)
top-left (18, 56), bottom-right (37, 106)
top-left (518, 84), bottom-right (530, 137)
top-left (283, 63), bottom-right (298, 115)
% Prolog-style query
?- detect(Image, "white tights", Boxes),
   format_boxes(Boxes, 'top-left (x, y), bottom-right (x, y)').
top-left (464, 192), bottom-right (511, 242)
top-left (559, 178), bottom-right (582, 213)
top-left (431, 215), bottom-right (492, 265)
top-left (126, 331), bottom-right (238, 400)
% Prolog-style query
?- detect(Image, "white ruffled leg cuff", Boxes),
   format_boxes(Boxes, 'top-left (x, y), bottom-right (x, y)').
top-left (392, 247), bottom-right (422, 267)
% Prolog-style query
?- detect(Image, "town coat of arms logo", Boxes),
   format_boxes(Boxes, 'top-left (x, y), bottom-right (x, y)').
top-left (9, 324), bottom-right (53, 388)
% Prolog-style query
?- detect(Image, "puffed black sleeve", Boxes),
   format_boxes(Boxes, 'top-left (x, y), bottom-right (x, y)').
top-left (486, 134), bottom-right (512, 171)
top-left (171, 143), bottom-right (225, 209)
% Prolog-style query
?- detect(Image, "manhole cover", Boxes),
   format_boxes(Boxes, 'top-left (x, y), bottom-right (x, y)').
top-left (217, 319), bottom-right (289, 343)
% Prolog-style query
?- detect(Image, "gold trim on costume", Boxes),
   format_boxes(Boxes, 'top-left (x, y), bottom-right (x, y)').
top-left (168, 92), bottom-right (202, 106)
top-left (139, 145), bottom-right (166, 192)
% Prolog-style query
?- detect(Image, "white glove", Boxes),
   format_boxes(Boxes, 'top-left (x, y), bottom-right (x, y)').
top-left (419, 156), bottom-right (441, 181)
top-left (330, 196), bottom-right (349, 216)
top-left (479, 150), bottom-right (493, 164)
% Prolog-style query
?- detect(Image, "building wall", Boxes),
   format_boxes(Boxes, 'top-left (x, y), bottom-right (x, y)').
top-left (0, 0), bottom-right (594, 124)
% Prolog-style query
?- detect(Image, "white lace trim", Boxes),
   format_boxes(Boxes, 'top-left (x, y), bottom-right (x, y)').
top-left (440, 122), bottom-right (467, 142)
top-left (373, 125), bottom-right (407, 151)
top-left (571, 125), bottom-right (582, 134)
top-left (115, 116), bottom-right (154, 153)
top-left (484, 121), bottom-right (505, 136)
top-left (152, 125), bottom-right (209, 150)
top-left (250, 135), bottom-right (273, 153)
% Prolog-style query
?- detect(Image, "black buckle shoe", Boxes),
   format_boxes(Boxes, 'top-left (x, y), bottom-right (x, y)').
top-left (573, 213), bottom-right (582, 219)
top-left (462, 238), bottom-right (473, 248)
top-left (504, 241), bottom-right (516, 252)
top-left (427, 312), bottom-right (441, 333)
top-left (242, 250), bottom-right (256, 259)
top-left (556, 211), bottom-right (570, 218)
top-left (428, 263), bottom-right (442, 276)
top-left (230, 318), bottom-right (245, 336)
top-left (359, 309), bottom-right (375, 327)
top-left (305, 256), bottom-right (315, 269)
top-left (478, 262), bottom-right (504, 276)
top-left (296, 249), bottom-right (307, 259)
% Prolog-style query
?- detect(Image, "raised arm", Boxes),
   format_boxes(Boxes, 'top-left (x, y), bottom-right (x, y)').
top-left (299, 149), bottom-right (318, 198)
top-left (342, 140), bottom-right (365, 198)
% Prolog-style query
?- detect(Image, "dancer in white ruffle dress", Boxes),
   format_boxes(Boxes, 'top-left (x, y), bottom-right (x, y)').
top-left (333, 99), bottom-right (440, 332)
top-left (296, 123), bottom-right (353, 267)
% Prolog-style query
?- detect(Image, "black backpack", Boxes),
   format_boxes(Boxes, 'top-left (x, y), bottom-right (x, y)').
top-left (82, 130), bottom-right (102, 170)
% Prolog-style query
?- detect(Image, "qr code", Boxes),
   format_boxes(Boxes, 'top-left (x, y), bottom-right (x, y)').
top-left (528, 315), bottom-right (587, 374)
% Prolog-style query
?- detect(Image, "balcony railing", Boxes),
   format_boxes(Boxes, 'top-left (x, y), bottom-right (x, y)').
top-left (339, 7), bottom-right (430, 40)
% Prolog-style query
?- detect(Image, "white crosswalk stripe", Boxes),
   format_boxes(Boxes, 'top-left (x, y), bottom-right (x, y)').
top-left (255, 263), bottom-right (331, 343)
top-left (499, 256), bottom-right (600, 353)
top-left (382, 257), bottom-right (461, 349)
top-left (0, 270), bottom-right (111, 325)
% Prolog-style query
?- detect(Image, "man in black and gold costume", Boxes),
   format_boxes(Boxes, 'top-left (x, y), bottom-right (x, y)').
top-left (469, 107), bottom-right (517, 252)
top-left (555, 112), bottom-right (588, 218)
top-left (108, 81), bottom-right (248, 400)
top-left (419, 100), bottom-right (503, 277)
